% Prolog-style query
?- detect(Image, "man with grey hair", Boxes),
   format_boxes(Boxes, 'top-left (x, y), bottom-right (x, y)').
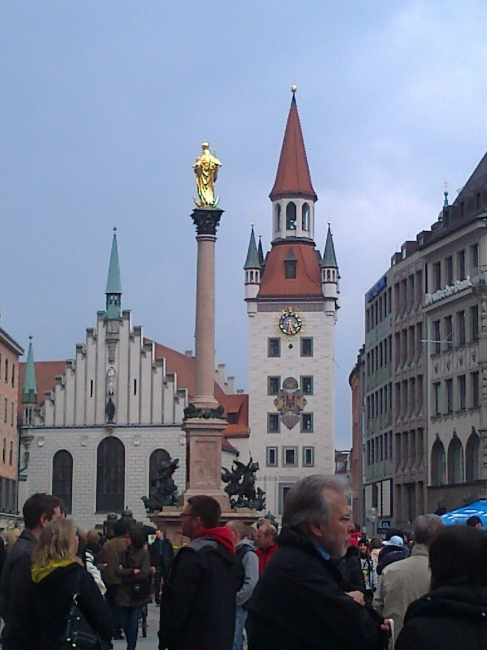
top-left (373, 513), bottom-right (444, 641)
top-left (247, 475), bottom-right (384, 650)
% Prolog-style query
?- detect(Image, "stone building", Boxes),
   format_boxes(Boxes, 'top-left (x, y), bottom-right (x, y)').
top-left (349, 346), bottom-right (365, 525)
top-left (18, 232), bottom-right (248, 531)
top-left (242, 90), bottom-right (339, 515)
top-left (0, 326), bottom-right (23, 526)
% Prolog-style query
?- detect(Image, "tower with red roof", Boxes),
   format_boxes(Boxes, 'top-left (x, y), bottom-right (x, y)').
top-left (244, 88), bottom-right (339, 515)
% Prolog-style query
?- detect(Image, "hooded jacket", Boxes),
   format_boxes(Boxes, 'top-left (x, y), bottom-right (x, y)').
top-left (30, 560), bottom-right (113, 650)
top-left (396, 583), bottom-right (487, 650)
top-left (235, 538), bottom-right (259, 608)
top-left (159, 526), bottom-right (239, 650)
top-left (247, 526), bottom-right (383, 650)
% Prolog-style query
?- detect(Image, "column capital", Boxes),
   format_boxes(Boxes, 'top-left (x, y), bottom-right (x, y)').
top-left (191, 207), bottom-right (224, 236)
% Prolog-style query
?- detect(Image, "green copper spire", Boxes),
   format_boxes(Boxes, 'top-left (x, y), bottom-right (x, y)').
top-left (106, 228), bottom-right (122, 319)
top-left (244, 225), bottom-right (261, 270)
top-left (22, 336), bottom-right (37, 404)
top-left (322, 223), bottom-right (338, 268)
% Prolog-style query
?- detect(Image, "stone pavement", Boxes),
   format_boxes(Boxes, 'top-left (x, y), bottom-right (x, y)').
top-left (113, 602), bottom-right (160, 649)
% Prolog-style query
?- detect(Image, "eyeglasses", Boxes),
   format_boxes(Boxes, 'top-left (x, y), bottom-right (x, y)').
top-left (179, 512), bottom-right (197, 519)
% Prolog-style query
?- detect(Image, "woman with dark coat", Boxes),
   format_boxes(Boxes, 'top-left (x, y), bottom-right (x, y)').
top-left (396, 525), bottom-right (487, 650)
top-left (115, 527), bottom-right (151, 650)
top-left (30, 518), bottom-right (113, 650)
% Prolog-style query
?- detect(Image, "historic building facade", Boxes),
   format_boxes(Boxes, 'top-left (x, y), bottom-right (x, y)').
top-left (19, 232), bottom-right (248, 531)
top-left (0, 327), bottom-right (23, 526)
top-left (349, 346), bottom-right (365, 525)
top-left (242, 91), bottom-right (339, 515)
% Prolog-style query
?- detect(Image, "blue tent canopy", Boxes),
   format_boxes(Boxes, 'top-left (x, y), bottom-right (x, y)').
top-left (441, 500), bottom-right (487, 529)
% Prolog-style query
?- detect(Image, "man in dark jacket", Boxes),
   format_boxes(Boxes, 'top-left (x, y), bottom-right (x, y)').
top-left (159, 495), bottom-right (239, 650)
top-left (376, 535), bottom-right (405, 575)
top-left (149, 527), bottom-right (175, 604)
top-left (1, 493), bottom-right (63, 650)
top-left (247, 475), bottom-right (386, 650)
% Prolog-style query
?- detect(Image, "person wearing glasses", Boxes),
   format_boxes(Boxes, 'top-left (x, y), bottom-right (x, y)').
top-left (159, 495), bottom-right (239, 650)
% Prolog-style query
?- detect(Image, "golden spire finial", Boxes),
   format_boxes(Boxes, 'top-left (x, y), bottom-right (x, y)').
top-left (291, 84), bottom-right (297, 93)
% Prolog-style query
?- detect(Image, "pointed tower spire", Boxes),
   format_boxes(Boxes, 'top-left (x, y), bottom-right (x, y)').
top-left (22, 336), bottom-right (37, 404)
top-left (257, 235), bottom-right (265, 267)
top-left (270, 88), bottom-right (317, 202)
top-left (106, 228), bottom-right (122, 319)
top-left (244, 225), bottom-right (261, 270)
top-left (322, 223), bottom-right (338, 269)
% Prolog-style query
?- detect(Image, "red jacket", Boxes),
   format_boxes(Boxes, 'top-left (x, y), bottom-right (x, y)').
top-left (256, 543), bottom-right (278, 575)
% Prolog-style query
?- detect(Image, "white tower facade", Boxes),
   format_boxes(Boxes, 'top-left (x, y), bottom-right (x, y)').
top-left (244, 91), bottom-right (339, 516)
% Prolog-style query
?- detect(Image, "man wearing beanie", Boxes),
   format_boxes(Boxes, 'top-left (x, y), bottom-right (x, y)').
top-left (159, 496), bottom-right (239, 650)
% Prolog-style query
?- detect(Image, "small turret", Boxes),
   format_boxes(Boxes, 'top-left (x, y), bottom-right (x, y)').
top-left (321, 224), bottom-right (339, 308)
top-left (106, 228), bottom-right (122, 319)
top-left (244, 225), bottom-right (262, 302)
top-left (22, 336), bottom-right (37, 425)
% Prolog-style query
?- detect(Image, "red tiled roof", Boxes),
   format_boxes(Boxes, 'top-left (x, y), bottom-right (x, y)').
top-left (270, 95), bottom-right (317, 202)
top-left (258, 241), bottom-right (323, 298)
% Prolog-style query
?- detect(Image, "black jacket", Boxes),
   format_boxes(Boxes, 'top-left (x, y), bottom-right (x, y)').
top-left (30, 562), bottom-right (113, 650)
top-left (149, 537), bottom-right (175, 579)
top-left (396, 583), bottom-right (487, 650)
top-left (159, 535), bottom-right (239, 650)
top-left (247, 527), bottom-right (383, 650)
top-left (338, 546), bottom-right (365, 592)
top-left (377, 545), bottom-right (405, 575)
top-left (0, 529), bottom-right (38, 650)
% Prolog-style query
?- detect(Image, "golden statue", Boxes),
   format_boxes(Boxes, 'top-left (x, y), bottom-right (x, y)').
top-left (193, 142), bottom-right (222, 207)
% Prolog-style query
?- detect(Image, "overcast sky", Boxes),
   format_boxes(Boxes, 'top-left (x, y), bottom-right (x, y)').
top-left (2, 1), bottom-right (487, 449)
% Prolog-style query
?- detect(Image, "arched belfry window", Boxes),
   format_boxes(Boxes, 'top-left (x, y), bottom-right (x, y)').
top-left (431, 438), bottom-right (446, 486)
top-left (149, 448), bottom-right (171, 494)
top-left (302, 203), bottom-right (310, 231)
top-left (286, 202), bottom-right (297, 230)
top-left (447, 436), bottom-right (464, 485)
top-left (275, 204), bottom-right (281, 232)
top-left (96, 437), bottom-right (125, 513)
top-left (52, 450), bottom-right (73, 514)
top-left (466, 431), bottom-right (480, 482)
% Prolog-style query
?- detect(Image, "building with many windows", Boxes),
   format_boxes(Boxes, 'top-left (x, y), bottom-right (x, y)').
top-left (242, 90), bottom-right (339, 515)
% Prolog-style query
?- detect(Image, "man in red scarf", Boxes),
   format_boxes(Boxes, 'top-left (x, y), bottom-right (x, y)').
top-left (159, 495), bottom-right (238, 650)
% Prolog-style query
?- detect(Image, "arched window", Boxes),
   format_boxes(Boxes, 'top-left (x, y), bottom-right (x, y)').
top-left (275, 204), bottom-right (281, 232)
top-left (431, 438), bottom-right (446, 486)
top-left (447, 436), bottom-right (464, 485)
top-left (52, 450), bottom-right (73, 514)
top-left (302, 203), bottom-right (310, 230)
top-left (149, 448), bottom-right (171, 494)
top-left (286, 202), bottom-right (297, 230)
top-left (250, 271), bottom-right (254, 282)
top-left (466, 432), bottom-right (480, 482)
top-left (96, 437), bottom-right (125, 513)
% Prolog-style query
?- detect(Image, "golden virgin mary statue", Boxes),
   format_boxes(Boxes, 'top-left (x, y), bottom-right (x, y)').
top-left (193, 142), bottom-right (222, 207)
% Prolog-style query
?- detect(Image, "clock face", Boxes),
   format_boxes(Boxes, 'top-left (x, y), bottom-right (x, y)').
top-left (279, 309), bottom-right (303, 336)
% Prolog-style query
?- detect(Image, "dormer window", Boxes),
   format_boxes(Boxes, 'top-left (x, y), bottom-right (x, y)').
top-left (284, 249), bottom-right (297, 279)
top-left (275, 204), bottom-right (281, 231)
top-left (286, 202), bottom-right (297, 230)
top-left (302, 203), bottom-right (310, 231)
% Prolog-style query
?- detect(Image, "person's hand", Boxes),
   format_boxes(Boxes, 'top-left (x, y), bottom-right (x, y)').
top-left (346, 591), bottom-right (365, 606)
top-left (381, 619), bottom-right (392, 633)
top-left (133, 568), bottom-right (141, 575)
top-left (150, 566), bottom-right (156, 575)
top-left (118, 564), bottom-right (123, 570)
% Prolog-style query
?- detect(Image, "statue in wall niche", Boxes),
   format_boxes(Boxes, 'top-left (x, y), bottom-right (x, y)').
top-left (105, 398), bottom-right (116, 424)
top-left (221, 457), bottom-right (266, 511)
top-left (142, 457), bottom-right (179, 513)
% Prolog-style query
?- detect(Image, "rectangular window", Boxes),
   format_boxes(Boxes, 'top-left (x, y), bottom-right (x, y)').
top-left (266, 446), bottom-right (278, 467)
top-left (267, 413), bottom-right (280, 433)
top-left (446, 256), bottom-right (453, 285)
top-left (3, 399), bottom-right (6, 424)
top-left (4, 360), bottom-right (8, 383)
top-left (268, 338), bottom-right (281, 358)
top-left (9, 442), bottom-right (12, 466)
top-left (2, 439), bottom-right (5, 463)
top-left (133, 379), bottom-right (137, 396)
top-left (471, 243), bottom-right (479, 274)
top-left (433, 382), bottom-right (441, 416)
top-left (90, 380), bottom-right (94, 398)
top-left (433, 320), bottom-right (441, 355)
top-left (458, 250), bottom-right (466, 281)
top-left (433, 262), bottom-right (442, 291)
top-left (416, 322), bottom-right (423, 360)
top-left (267, 376), bottom-right (280, 395)
top-left (444, 316), bottom-right (453, 351)
top-left (284, 260), bottom-right (297, 279)
top-left (283, 447), bottom-right (298, 467)
top-left (446, 379), bottom-right (453, 414)
top-left (457, 311), bottom-right (466, 346)
top-left (10, 402), bottom-right (13, 427)
top-left (301, 413), bottom-right (314, 432)
top-left (472, 371), bottom-right (480, 408)
top-left (458, 375), bottom-right (466, 410)
top-left (11, 365), bottom-right (15, 389)
top-left (301, 376), bottom-right (313, 395)
top-left (471, 305), bottom-right (479, 342)
top-left (300, 338), bottom-right (313, 357)
top-left (302, 447), bottom-right (315, 467)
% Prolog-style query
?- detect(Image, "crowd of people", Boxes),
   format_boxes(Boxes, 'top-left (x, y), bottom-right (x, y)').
top-left (0, 479), bottom-right (486, 650)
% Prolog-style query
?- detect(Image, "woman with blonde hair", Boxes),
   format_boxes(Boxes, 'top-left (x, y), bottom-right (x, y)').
top-left (5, 528), bottom-right (20, 552)
top-left (30, 518), bottom-right (112, 649)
